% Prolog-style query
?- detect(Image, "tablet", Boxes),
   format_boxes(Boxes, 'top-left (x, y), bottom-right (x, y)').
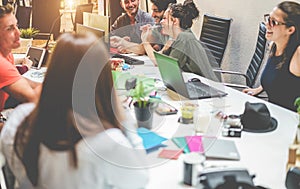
top-left (25, 46), bottom-right (46, 69)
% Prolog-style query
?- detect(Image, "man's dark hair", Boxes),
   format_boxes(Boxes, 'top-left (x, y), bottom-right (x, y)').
top-left (150, 0), bottom-right (177, 12)
top-left (0, 4), bottom-right (13, 18)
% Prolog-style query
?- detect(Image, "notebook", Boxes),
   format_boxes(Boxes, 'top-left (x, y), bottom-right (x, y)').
top-left (154, 51), bottom-right (227, 99)
top-left (202, 137), bottom-right (240, 160)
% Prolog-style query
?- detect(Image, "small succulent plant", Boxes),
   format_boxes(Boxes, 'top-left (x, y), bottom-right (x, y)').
top-left (20, 28), bottom-right (40, 39)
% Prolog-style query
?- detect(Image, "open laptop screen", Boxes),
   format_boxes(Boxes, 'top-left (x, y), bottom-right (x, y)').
top-left (25, 46), bottom-right (46, 69)
top-left (154, 51), bottom-right (190, 98)
top-left (154, 51), bottom-right (227, 99)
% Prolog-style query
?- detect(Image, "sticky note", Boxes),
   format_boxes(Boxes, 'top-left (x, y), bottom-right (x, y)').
top-left (185, 136), bottom-right (204, 153)
top-left (158, 149), bottom-right (183, 160)
top-left (137, 127), bottom-right (167, 150)
top-left (172, 137), bottom-right (190, 153)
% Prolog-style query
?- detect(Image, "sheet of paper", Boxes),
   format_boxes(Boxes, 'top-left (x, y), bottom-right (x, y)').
top-left (185, 136), bottom-right (204, 153)
top-left (158, 149), bottom-right (183, 160)
top-left (172, 137), bottom-right (190, 153)
top-left (137, 127), bottom-right (167, 151)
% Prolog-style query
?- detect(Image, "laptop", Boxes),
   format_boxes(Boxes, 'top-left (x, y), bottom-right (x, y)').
top-left (202, 138), bottom-right (240, 160)
top-left (154, 51), bottom-right (227, 99)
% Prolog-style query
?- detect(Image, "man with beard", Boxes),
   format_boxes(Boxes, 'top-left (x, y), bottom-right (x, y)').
top-left (110, 0), bottom-right (176, 56)
top-left (0, 4), bottom-right (40, 119)
top-left (110, 0), bottom-right (154, 43)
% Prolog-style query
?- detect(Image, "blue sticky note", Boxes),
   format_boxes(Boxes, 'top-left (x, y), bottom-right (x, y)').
top-left (137, 127), bottom-right (167, 151)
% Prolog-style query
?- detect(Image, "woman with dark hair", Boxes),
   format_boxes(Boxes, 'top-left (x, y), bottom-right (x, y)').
top-left (0, 33), bottom-right (148, 188)
top-left (244, 1), bottom-right (300, 111)
top-left (142, 0), bottom-right (219, 81)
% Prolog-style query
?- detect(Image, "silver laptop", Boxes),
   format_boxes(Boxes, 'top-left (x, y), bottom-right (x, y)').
top-left (202, 138), bottom-right (240, 160)
top-left (154, 51), bottom-right (227, 99)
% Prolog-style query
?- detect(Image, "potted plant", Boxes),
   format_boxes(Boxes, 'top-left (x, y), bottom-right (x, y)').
top-left (20, 27), bottom-right (40, 39)
top-left (294, 97), bottom-right (300, 143)
top-left (127, 77), bottom-right (158, 129)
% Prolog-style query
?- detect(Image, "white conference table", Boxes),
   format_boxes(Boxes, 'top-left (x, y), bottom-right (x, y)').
top-left (123, 54), bottom-right (299, 189)
top-left (19, 53), bottom-right (299, 188)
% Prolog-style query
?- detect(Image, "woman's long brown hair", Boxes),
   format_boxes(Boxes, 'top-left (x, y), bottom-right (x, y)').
top-left (13, 33), bottom-right (122, 186)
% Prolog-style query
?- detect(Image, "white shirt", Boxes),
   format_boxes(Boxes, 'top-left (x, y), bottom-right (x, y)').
top-left (0, 103), bottom-right (149, 189)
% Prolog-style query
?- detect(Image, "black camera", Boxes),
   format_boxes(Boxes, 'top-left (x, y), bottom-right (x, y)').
top-left (222, 115), bottom-right (242, 137)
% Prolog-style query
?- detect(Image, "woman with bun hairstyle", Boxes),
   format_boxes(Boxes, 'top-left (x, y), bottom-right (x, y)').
top-left (142, 0), bottom-right (219, 81)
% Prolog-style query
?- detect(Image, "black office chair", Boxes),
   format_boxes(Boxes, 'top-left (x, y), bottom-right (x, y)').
top-left (214, 22), bottom-right (267, 89)
top-left (71, 3), bottom-right (94, 31)
top-left (286, 167), bottom-right (300, 189)
top-left (14, 4), bottom-right (32, 29)
top-left (199, 14), bottom-right (233, 67)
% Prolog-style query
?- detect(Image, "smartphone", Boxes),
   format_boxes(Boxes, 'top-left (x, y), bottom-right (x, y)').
top-left (156, 102), bottom-right (178, 115)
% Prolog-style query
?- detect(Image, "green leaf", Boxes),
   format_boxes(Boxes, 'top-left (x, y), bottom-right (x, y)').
top-left (125, 75), bottom-right (157, 108)
top-left (294, 97), bottom-right (300, 113)
top-left (20, 28), bottom-right (40, 39)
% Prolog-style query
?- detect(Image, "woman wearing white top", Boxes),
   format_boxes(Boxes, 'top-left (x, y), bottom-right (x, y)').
top-left (0, 33), bottom-right (149, 189)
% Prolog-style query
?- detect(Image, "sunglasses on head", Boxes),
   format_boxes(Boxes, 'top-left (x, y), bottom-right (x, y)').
top-left (264, 14), bottom-right (286, 27)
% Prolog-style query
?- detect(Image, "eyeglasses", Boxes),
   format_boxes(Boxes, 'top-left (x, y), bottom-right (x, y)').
top-left (264, 14), bottom-right (286, 27)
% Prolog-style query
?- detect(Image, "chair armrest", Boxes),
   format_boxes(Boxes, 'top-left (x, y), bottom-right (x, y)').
top-left (222, 82), bottom-right (248, 89)
top-left (213, 69), bottom-right (247, 78)
top-left (213, 69), bottom-right (251, 88)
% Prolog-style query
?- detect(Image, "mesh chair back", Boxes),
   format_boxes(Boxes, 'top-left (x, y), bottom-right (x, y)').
top-left (245, 22), bottom-right (267, 87)
top-left (73, 3), bottom-right (93, 31)
top-left (200, 14), bottom-right (232, 67)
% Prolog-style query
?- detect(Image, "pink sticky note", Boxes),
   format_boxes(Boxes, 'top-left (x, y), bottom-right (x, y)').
top-left (185, 136), bottom-right (204, 153)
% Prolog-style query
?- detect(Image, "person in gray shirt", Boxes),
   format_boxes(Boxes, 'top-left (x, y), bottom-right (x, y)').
top-left (142, 0), bottom-right (220, 81)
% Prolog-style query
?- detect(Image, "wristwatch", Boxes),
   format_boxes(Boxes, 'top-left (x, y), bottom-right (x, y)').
top-left (0, 113), bottom-right (6, 123)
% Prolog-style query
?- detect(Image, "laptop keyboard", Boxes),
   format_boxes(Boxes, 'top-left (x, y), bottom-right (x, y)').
top-left (111, 54), bottom-right (144, 65)
top-left (186, 82), bottom-right (211, 98)
top-left (186, 81), bottom-right (226, 99)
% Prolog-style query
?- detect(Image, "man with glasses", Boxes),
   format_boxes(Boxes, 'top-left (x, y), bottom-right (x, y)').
top-left (0, 4), bottom-right (40, 128)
